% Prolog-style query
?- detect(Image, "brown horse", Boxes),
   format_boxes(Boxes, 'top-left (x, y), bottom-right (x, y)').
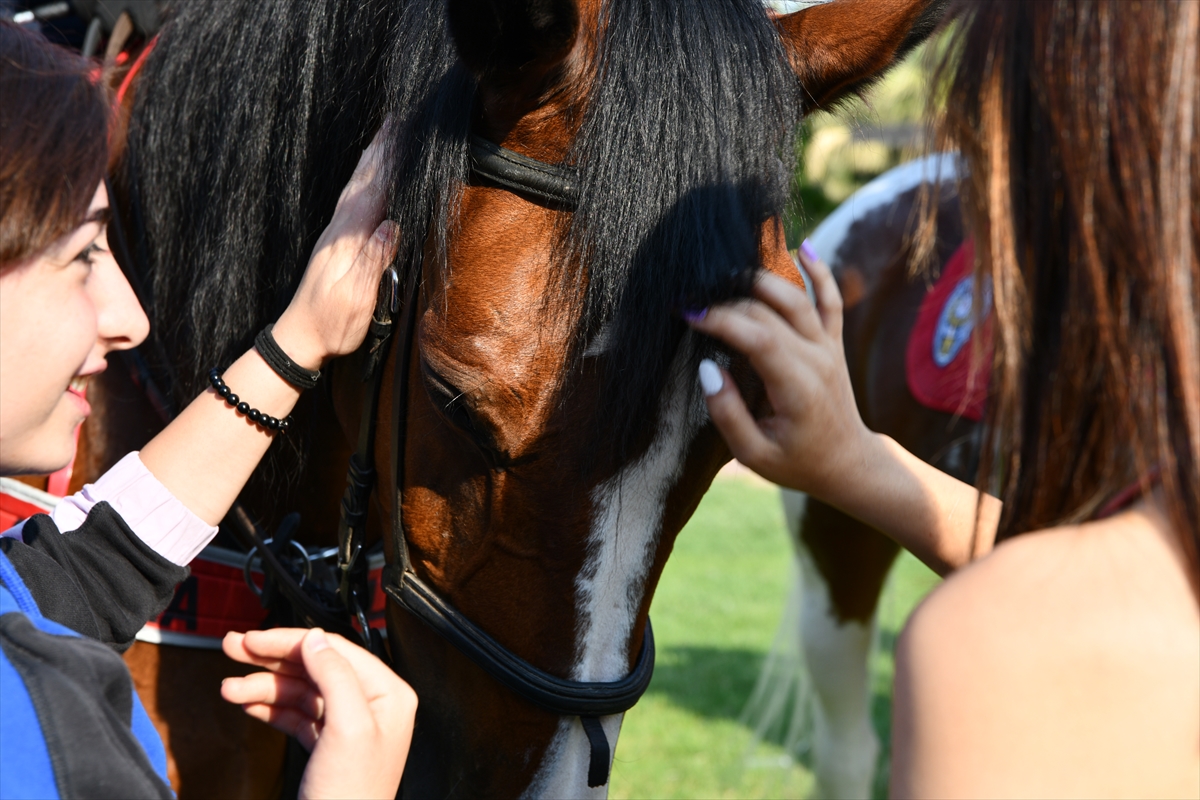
top-left (743, 155), bottom-right (982, 799)
top-left (65, 0), bottom-right (951, 796)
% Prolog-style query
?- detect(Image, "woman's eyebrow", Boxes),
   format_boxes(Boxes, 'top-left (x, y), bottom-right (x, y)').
top-left (85, 206), bottom-right (113, 226)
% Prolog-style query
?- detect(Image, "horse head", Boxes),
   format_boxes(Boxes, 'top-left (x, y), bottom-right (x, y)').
top-left (377, 1), bottom-right (947, 795)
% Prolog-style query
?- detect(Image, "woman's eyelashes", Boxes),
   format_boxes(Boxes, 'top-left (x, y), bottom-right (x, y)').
top-left (73, 241), bottom-right (101, 267)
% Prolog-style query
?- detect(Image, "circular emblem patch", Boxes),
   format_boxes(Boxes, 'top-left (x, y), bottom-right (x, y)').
top-left (932, 276), bottom-right (992, 368)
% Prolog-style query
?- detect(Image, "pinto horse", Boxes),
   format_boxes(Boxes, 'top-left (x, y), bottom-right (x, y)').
top-left (744, 156), bottom-right (983, 799)
top-left (67, 0), bottom-right (951, 796)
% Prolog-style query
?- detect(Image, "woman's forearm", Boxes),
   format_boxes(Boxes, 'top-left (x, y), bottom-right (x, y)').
top-left (138, 346), bottom-right (302, 526)
top-left (826, 432), bottom-right (1000, 575)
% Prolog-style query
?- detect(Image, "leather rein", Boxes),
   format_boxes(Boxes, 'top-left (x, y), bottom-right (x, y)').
top-left (334, 134), bottom-right (653, 788)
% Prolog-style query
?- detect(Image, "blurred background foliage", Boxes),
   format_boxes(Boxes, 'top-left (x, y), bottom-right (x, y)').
top-left (783, 38), bottom-right (940, 248)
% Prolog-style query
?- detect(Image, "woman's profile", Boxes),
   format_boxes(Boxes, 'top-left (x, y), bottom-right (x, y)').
top-left (0, 20), bottom-right (414, 799)
top-left (691, 1), bottom-right (1199, 796)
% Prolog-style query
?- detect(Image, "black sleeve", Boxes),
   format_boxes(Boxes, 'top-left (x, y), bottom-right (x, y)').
top-left (0, 502), bottom-right (189, 651)
top-left (0, 613), bottom-right (175, 799)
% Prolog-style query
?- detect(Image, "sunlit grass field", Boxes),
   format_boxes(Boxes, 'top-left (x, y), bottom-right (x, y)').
top-left (609, 474), bottom-right (939, 800)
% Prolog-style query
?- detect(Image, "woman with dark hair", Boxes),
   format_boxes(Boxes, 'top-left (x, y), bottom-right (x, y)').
top-left (0, 21), bottom-right (413, 799)
top-left (691, 1), bottom-right (1199, 796)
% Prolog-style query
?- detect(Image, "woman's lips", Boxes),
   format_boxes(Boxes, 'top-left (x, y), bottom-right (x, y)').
top-left (66, 375), bottom-right (91, 416)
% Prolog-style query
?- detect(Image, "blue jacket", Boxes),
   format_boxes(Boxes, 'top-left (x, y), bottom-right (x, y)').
top-left (0, 506), bottom-right (184, 799)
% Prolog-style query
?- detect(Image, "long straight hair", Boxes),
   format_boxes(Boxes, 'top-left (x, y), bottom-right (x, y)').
top-left (936, 1), bottom-right (1199, 587)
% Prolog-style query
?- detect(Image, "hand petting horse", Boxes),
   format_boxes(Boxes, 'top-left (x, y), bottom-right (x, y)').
top-left (78, 0), bottom-right (950, 796)
top-left (741, 156), bottom-right (983, 798)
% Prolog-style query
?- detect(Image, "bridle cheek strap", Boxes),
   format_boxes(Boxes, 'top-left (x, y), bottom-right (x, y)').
top-left (382, 234), bottom-right (654, 787)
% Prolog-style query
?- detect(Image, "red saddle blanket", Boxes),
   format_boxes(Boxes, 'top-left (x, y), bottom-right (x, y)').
top-left (905, 239), bottom-right (993, 422)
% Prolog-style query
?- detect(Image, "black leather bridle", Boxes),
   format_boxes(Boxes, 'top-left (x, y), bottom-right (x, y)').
top-left (334, 134), bottom-right (655, 789)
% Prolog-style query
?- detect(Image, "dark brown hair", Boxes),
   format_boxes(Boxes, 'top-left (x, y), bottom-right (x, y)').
top-left (0, 21), bottom-right (110, 268)
top-left (936, 1), bottom-right (1199, 586)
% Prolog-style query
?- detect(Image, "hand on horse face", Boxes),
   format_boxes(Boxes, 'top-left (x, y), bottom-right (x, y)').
top-left (220, 627), bottom-right (416, 800)
top-left (687, 246), bottom-right (874, 500)
top-left (272, 125), bottom-right (401, 372)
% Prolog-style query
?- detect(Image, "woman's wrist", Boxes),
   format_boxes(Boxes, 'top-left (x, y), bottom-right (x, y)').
top-left (269, 310), bottom-right (327, 372)
top-left (805, 424), bottom-right (889, 508)
top-left (141, 347), bottom-right (305, 525)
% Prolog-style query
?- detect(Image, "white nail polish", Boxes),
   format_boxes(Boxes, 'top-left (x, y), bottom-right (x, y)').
top-left (698, 359), bottom-right (724, 396)
top-left (795, 259), bottom-right (817, 307)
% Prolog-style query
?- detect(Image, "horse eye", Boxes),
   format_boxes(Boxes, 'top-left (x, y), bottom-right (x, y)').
top-left (420, 365), bottom-right (494, 452)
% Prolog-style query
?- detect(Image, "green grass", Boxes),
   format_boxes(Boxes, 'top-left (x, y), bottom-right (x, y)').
top-left (609, 476), bottom-right (939, 800)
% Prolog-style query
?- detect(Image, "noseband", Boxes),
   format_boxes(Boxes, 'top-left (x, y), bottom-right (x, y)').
top-left (336, 136), bottom-right (652, 789)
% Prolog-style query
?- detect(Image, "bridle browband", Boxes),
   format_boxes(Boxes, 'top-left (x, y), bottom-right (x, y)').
top-left (467, 134), bottom-right (580, 210)
top-left (334, 135), bottom-right (650, 789)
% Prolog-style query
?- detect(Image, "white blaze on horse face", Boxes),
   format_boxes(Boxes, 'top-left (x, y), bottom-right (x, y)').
top-left (808, 153), bottom-right (960, 268)
top-left (524, 344), bottom-right (706, 798)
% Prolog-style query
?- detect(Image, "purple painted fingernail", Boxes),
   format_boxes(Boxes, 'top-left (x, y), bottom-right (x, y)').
top-left (800, 239), bottom-right (819, 262)
top-left (682, 308), bottom-right (708, 323)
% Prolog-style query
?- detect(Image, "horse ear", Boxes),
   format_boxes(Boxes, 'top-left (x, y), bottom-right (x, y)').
top-left (448, 0), bottom-right (579, 85)
top-left (775, 0), bottom-right (948, 111)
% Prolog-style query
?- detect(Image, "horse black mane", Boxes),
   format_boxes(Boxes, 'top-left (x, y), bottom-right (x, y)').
top-left (561, 0), bottom-right (800, 460)
top-left (124, 0), bottom-right (800, 467)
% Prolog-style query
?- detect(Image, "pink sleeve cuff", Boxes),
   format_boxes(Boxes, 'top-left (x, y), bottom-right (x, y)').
top-left (50, 452), bottom-right (218, 566)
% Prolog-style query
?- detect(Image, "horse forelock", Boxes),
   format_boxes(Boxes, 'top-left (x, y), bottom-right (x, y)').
top-left (564, 0), bottom-right (802, 464)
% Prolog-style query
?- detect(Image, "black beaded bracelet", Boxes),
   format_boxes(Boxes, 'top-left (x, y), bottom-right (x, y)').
top-left (208, 368), bottom-right (292, 435)
top-left (254, 324), bottom-right (321, 390)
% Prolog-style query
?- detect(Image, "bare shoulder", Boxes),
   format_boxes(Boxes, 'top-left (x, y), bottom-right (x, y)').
top-left (891, 504), bottom-right (1200, 799)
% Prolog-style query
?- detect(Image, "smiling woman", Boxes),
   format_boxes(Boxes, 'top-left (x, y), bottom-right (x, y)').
top-left (0, 184), bottom-right (150, 473)
top-left (0, 20), bottom-right (417, 799)
top-left (0, 24), bottom-right (147, 474)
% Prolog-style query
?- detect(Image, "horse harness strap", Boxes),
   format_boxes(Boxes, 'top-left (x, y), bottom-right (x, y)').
top-left (333, 267), bottom-right (400, 659)
top-left (468, 135), bottom-right (580, 211)
top-left (384, 574), bottom-right (651, 789)
top-left (331, 137), bottom-right (654, 788)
